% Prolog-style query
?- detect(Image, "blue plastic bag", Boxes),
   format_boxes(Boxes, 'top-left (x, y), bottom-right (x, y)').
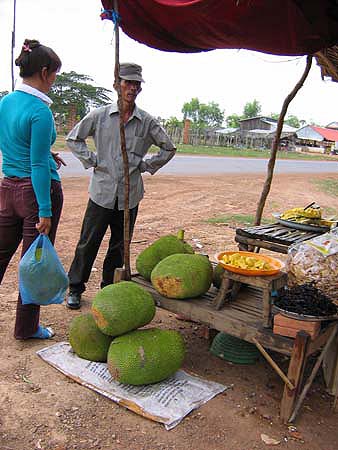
top-left (19, 234), bottom-right (69, 305)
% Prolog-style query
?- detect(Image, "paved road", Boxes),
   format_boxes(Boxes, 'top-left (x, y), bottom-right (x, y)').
top-left (1, 152), bottom-right (337, 178)
top-left (56, 152), bottom-right (338, 178)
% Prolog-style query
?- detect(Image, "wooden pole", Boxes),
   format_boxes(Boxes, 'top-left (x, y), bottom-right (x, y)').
top-left (254, 55), bottom-right (312, 225)
top-left (280, 331), bottom-right (310, 423)
top-left (113, 0), bottom-right (131, 281)
top-left (11, 0), bottom-right (17, 91)
top-left (252, 338), bottom-right (295, 390)
top-left (289, 325), bottom-right (338, 422)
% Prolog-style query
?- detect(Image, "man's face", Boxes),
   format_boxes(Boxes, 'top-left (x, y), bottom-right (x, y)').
top-left (120, 79), bottom-right (142, 105)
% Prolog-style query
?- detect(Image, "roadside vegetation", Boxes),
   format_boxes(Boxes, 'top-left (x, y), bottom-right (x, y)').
top-left (206, 214), bottom-right (274, 226)
top-left (312, 178), bottom-right (338, 197)
top-left (54, 136), bottom-right (337, 161)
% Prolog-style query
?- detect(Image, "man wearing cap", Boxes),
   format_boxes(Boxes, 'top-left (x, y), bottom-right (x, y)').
top-left (65, 63), bottom-right (176, 309)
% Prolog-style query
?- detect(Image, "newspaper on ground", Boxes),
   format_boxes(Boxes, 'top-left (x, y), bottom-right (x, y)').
top-left (37, 342), bottom-right (227, 430)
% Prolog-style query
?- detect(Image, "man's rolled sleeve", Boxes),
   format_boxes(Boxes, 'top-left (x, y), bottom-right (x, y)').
top-left (142, 120), bottom-right (176, 175)
top-left (66, 112), bottom-right (97, 169)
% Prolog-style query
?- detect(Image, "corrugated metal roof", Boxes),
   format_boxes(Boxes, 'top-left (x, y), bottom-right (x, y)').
top-left (312, 126), bottom-right (338, 141)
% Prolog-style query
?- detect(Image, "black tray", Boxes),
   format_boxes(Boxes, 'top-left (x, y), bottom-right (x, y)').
top-left (272, 213), bottom-right (330, 233)
top-left (272, 305), bottom-right (338, 322)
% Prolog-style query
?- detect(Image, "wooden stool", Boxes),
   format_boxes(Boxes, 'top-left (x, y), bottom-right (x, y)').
top-left (213, 270), bottom-right (287, 328)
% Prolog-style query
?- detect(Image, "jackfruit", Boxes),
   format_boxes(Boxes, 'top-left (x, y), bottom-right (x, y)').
top-left (151, 253), bottom-right (213, 299)
top-left (107, 328), bottom-right (185, 385)
top-left (69, 313), bottom-right (112, 362)
top-left (92, 281), bottom-right (155, 336)
top-left (213, 263), bottom-right (225, 288)
top-left (136, 230), bottom-right (194, 281)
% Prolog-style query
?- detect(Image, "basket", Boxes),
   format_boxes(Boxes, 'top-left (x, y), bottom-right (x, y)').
top-left (210, 332), bottom-right (260, 365)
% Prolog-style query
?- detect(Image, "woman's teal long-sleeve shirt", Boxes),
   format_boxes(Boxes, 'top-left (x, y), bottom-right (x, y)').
top-left (0, 90), bottom-right (60, 217)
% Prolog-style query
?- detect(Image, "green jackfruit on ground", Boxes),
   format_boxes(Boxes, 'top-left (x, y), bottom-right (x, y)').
top-left (107, 328), bottom-right (185, 385)
top-left (151, 253), bottom-right (213, 299)
top-left (69, 313), bottom-right (112, 362)
top-left (136, 230), bottom-right (194, 281)
top-left (91, 281), bottom-right (155, 336)
top-left (213, 263), bottom-right (225, 288)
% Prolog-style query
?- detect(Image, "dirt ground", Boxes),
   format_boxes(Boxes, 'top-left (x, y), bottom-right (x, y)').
top-left (1, 172), bottom-right (338, 450)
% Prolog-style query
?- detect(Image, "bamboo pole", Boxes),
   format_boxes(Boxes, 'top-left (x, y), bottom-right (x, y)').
top-left (113, 0), bottom-right (131, 280)
top-left (254, 55), bottom-right (313, 225)
top-left (11, 0), bottom-right (17, 91)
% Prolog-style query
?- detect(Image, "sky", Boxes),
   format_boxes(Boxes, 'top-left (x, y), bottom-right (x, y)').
top-left (1, 0), bottom-right (338, 127)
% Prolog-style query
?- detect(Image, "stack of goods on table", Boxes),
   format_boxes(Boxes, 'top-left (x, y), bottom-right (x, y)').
top-left (279, 203), bottom-right (337, 228)
top-left (273, 226), bottom-right (338, 339)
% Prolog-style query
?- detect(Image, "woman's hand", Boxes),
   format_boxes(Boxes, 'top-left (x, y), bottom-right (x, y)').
top-left (36, 217), bottom-right (51, 235)
top-left (51, 151), bottom-right (66, 170)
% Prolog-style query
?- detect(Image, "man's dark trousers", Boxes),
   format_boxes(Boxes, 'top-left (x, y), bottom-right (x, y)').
top-left (68, 199), bottom-right (138, 294)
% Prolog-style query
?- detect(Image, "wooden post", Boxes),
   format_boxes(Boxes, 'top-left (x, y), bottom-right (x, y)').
top-left (113, 0), bottom-right (131, 281)
top-left (254, 56), bottom-right (312, 225)
top-left (183, 119), bottom-right (191, 144)
top-left (289, 325), bottom-right (338, 422)
top-left (212, 276), bottom-right (232, 310)
top-left (280, 331), bottom-right (310, 423)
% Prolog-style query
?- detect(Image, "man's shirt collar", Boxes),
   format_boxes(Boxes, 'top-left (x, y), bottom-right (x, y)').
top-left (109, 102), bottom-right (142, 121)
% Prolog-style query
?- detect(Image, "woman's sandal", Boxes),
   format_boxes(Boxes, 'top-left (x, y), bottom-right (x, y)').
top-left (30, 325), bottom-right (55, 339)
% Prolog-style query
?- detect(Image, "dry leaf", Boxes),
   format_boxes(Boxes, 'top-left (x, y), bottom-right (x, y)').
top-left (261, 433), bottom-right (281, 445)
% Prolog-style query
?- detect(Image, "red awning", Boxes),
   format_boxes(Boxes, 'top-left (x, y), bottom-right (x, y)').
top-left (101, 0), bottom-right (338, 56)
top-left (312, 126), bottom-right (338, 141)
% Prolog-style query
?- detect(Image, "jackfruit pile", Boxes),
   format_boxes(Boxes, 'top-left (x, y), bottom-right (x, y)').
top-left (221, 253), bottom-right (272, 271)
top-left (136, 230), bottom-right (194, 280)
top-left (68, 280), bottom-right (185, 385)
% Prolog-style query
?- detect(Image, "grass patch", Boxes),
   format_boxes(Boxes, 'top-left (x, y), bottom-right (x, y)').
top-left (312, 178), bottom-right (338, 197)
top-left (53, 136), bottom-right (95, 152)
top-left (149, 144), bottom-right (335, 161)
top-left (206, 214), bottom-right (274, 226)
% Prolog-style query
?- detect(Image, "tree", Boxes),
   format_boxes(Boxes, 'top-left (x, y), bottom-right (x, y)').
top-left (243, 99), bottom-right (261, 118)
top-left (226, 113), bottom-right (242, 128)
top-left (165, 116), bottom-right (183, 129)
top-left (285, 115), bottom-right (300, 128)
top-left (0, 91), bottom-right (9, 100)
top-left (49, 71), bottom-right (112, 120)
top-left (269, 112), bottom-right (302, 128)
top-left (182, 97), bottom-right (224, 129)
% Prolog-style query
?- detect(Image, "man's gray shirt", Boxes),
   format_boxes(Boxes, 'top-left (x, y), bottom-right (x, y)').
top-left (66, 103), bottom-right (176, 210)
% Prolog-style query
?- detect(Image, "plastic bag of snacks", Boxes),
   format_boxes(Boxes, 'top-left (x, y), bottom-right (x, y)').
top-left (286, 228), bottom-right (338, 302)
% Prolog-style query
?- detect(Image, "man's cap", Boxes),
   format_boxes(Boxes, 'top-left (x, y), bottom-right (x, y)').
top-left (119, 63), bottom-right (145, 83)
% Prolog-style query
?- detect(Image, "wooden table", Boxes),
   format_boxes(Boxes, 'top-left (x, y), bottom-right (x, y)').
top-left (213, 270), bottom-right (287, 328)
top-left (235, 223), bottom-right (324, 254)
top-left (132, 273), bottom-right (338, 422)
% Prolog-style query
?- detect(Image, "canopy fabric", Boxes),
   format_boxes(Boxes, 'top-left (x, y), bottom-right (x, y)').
top-left (101, 0), bottom-right (338, 56)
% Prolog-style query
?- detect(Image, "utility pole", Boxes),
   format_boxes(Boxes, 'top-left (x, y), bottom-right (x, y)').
top-left (11, 0), bottom-right (17, 91)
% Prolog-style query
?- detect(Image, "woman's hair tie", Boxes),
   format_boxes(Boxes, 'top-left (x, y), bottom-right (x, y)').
top-left (22, 43), bottom-right (32, 53)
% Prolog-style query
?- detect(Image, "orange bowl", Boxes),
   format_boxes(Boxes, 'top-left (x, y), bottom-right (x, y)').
top-left (216, 251), bottom-right (284, 276)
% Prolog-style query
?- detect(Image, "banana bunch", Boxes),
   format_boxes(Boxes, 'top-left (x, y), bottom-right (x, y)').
top-left (222, 253), bottom-right (272, 271)
top-left (281, 206), bottom-right (321, 222)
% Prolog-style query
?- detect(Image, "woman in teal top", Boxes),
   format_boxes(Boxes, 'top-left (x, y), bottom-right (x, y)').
top-left (0, 39), bottom-right (64, 340)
